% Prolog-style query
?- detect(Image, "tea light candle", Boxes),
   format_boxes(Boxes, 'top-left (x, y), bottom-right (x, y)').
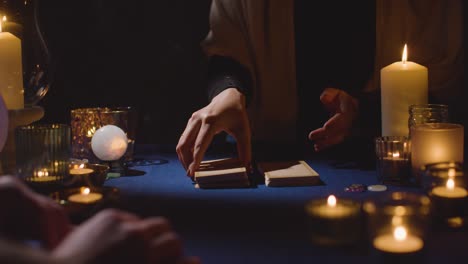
top-left (305, 195), bottom-right (362, 246)
top-left (28, 169), bottom-right (59, 182)
top-left (430, 178), bottom-right (468, 221)
top-left (380, 44), bottom-right (428, 136)
top-left (69, 164), bottom-right (94, 175)
top-left (373, 226), bottom-right (424, 253)
top-left (432, 178), bottom-right (468, 198)
top-left (309, 195), bottom-right (355, 218)
top-left (68, 187), bottom-right (103, 204)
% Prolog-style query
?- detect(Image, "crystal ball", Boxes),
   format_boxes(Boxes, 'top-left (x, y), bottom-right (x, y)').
top-left (91, 125), bottom-right (128, 161)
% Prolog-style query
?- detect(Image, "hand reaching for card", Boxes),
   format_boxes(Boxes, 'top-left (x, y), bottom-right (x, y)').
top-left (176, 88), bottom-right (252, 177)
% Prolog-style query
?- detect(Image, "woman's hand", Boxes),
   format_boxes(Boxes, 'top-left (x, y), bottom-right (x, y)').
top-left (176, 88), bottom-right (251, 177)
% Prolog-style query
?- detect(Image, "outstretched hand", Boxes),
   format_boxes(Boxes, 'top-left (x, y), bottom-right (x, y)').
top-left (308, 88), bottom-right (358, 151)
top-left (176, 88), bottom-right (251, 177)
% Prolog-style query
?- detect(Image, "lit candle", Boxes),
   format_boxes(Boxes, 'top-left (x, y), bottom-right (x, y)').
top-left (0, 16), bottom-right (24, 109)
top-left (373, 226), bottom-right (424, 253)
top-left (305, 195), bottom-right (362, 246)
top-left (380, 44), bottom-right (428, 136)
top-left (309, 195), bottom-right (355, 218)
top-left (68, 187), bottom-right (103, 204)
top-left (432, 178), bottom-right (468, 198)
top-left (411, 123), bottom-right (464, 177)
top-left (69, 164), bottom-right (94, 175)
top-left (28, 169), bottom-right (59, 182)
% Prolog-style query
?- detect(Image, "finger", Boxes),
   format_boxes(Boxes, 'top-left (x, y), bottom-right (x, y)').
top-left (314, 133), bottom-right (345, 151)
top-left (308, 127), bottom-right (327, 141)
top-left (320, 88), bottom-right (340, 112)
top-left (229, 124), bottom-right (252, 171)
top-left (187, 123), bottom-right (215, 176)
top-left (135, 217), bottom-right (172, 241)
top-left (176, 118), bottom-right (202, 171)
top-left (149, 232), bottom-right (184, 262)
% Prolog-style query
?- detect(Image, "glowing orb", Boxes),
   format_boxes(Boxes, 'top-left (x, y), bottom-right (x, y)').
top-left (91, 125), bottom-right (128, 161)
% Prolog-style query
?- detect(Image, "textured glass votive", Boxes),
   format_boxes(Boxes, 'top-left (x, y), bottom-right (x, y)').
top-left (363, 192), bottom-right (431, 261)
top-left (305, 195), bottom-right (363, 246)
top-left (410, 123), bottom-right (464, 182)
top-left (408, 104), bottom-right (449, 137)
top-left (70, 107), bottom-right (137, 164)
top-left (15, 124), bottom-right (71, 193)
top-left (375, 136), bottom-right (411, 185)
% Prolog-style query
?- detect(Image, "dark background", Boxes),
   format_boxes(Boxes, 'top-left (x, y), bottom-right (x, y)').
top-left (36, 0), bottom-right (212, 144)
top-left (34, 0), bottom-right (467, 146)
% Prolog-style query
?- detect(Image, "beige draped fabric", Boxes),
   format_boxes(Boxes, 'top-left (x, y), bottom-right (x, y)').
top-left (202, 0), bottom-right (297, 142)
top-left (202, 0), bottom-right (464, 142)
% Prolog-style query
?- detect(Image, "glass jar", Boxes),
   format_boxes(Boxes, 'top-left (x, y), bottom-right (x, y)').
top-left (0, 0), bottom-right (52, 109)
top-left (408, 104), bottom-right (449, 137)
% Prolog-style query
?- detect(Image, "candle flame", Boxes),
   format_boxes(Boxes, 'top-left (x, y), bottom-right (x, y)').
top-left (87, 127), bottom-right (97, 137)
top-left (81, 187), bottom-right (91, 195)
top-left (402, 44), bottom-right (408, 64)
top-left (448, 168), bottom-right (456, 177)
top-left (327, 195), bottom-right (337, 207)
top-left (447, 178), bottom-right (455, 190)
top-left (392, 152), bottom-right (400, 158)
top-left (394, 226), bottom-right (407, 241)
top-left (36, 169), bottom-right (49, 177)
top-left (79, 163), bottom-right (85, 169)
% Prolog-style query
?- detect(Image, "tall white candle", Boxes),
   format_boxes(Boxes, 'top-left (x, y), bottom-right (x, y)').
top-left (381, 44), bottom-right (427, 136)
top-left (0, 18), bottom-right (24, 109)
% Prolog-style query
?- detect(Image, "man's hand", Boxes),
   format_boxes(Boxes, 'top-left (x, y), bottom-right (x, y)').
top-left (176, 88), bottom-right (251, 177)
top-left (308, 88), bottom-right (359, 151)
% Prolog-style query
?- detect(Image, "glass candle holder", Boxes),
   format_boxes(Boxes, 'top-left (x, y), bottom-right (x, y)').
top-left (70, 107), bottom-right (137, 164)
top-left (363, 192), bottom-right (431, 262)
top-left (410, 123), bottom-right (464, 183)
top-left (0, 0), bottom-right (53, 109)
top-left (15, 124), bottom-right (71, 193)
top-left (305, 195), bottom-right (363, 246)
top-left (65, 162), bottom-right (110, 188)
top-left (408, 104), bottom-right (449, 137)
top-left (375, 136), bottom-right (412, 185)
top-left (423, 162), bottom-right (468, 228)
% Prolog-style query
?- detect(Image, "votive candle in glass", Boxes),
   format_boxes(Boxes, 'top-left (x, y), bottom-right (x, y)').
top-left (364, 192), bottom-right (431, 262)
top-left (305, 195), bottom-right (362, 246)
top-left (410, 123), bottom-right (464, 182)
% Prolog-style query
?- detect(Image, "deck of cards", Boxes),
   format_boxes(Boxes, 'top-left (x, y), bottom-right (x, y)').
top-left (194, 158), bottom-right (250, 189)
top-left (258, 160), bottom-right (320, 187)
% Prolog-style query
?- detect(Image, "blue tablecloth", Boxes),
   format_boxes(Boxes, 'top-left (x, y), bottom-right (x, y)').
top-left (104, 144), bottom-right (468, 264)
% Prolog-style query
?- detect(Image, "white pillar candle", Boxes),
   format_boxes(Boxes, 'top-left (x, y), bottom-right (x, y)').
top-left (411, 123), bottom-right (464, 175)
top-left (381, 44), bottom-right (428, 136)
top-left (0, 19), bottom-right (24, 109)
